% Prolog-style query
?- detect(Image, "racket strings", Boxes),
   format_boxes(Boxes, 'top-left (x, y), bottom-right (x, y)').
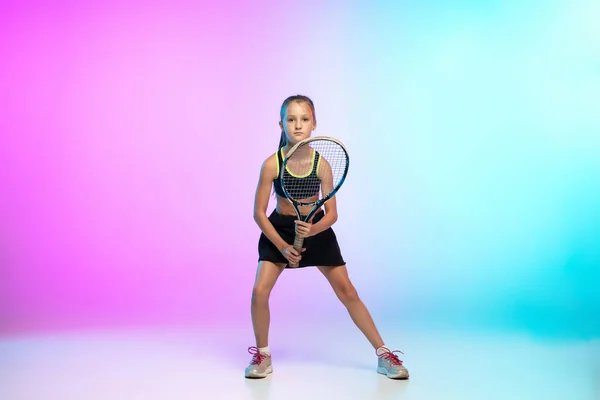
top-left (282, 140), bottom-right (348, 201)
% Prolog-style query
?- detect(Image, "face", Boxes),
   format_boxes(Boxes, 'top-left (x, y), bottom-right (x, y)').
top-left (279, 101), bottom-right (316, 146)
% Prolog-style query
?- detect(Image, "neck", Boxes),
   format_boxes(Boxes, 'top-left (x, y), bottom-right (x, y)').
top-left (286, 144), bottom-right (311, 157)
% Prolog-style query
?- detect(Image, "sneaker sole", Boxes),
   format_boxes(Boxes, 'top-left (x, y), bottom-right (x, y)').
top-left (377, 366), bottom-right (409, 380)
top-left (245, 365), bottom-right (273, 379)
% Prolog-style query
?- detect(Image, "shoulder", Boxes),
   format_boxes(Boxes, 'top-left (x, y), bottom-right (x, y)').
top-left (259, 151), bottom-right (279, 180)
top-left (316, 154), bottom-right (331, 176)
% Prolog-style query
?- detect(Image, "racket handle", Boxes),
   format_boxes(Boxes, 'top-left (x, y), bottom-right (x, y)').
top-left (289, 235), bottom-right (305, 268)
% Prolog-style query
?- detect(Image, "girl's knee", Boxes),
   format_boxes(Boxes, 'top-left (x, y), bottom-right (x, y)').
top-left (252, 285), bottom-right (272, 303)
top-left (336, 284), bottom-right (359, 304)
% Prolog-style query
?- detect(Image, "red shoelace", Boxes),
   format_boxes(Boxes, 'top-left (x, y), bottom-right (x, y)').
top-left (377, 347), bottom-right (404, 366)
top-left (248, 346), bottom-right (269, 365)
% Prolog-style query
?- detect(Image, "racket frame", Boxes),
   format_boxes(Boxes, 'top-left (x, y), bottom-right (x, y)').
top-left (280, 136), bottom-right (350, 267)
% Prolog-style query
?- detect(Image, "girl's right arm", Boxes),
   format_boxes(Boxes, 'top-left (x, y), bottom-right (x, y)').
top-left (253, 155), bottom-right (289, 252)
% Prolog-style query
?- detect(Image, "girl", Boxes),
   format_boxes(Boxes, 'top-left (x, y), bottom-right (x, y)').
top-left (246, 95), bottom-right (409, 380)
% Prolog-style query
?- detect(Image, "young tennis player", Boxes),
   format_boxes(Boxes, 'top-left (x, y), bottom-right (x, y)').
top-left (246, 95), bottom-right (409, 380)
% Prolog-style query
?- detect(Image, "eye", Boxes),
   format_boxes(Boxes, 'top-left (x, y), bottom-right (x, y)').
top-left (303, 118), bottom-right (310, 122)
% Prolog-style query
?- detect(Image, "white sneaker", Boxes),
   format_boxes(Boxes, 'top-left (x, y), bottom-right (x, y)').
top-left (376, 347), bottom-right (409, 379)
top-left (244, 346), bottom-right (272, 379)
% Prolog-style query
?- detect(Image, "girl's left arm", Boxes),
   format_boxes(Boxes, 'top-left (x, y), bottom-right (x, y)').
top-left (309, 197), bottom-right (338, 235)
top-left (309, 159), bottom-right (338, 235)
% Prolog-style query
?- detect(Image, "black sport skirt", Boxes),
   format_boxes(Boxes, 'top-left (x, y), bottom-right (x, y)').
top-left (258, 209), bottom-right (345, 268)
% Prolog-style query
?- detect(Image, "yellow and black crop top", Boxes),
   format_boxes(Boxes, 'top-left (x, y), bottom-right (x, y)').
top-left (273, 148), bottom-right (321, 199)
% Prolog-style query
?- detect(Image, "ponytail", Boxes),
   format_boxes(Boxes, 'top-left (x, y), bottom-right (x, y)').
top-left (278, 130), bottom-right (286, 149)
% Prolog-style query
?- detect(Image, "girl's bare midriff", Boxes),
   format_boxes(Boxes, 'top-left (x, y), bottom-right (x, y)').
top-left (275, 195), bottom-right (322, 218)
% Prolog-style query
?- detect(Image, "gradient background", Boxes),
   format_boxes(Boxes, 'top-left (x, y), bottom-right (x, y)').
top-left (1, 0), bottom-right (599, 340)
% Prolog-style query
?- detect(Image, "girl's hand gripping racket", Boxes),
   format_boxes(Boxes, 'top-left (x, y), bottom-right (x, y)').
top-left (280, 136), bottom-right (350, 267)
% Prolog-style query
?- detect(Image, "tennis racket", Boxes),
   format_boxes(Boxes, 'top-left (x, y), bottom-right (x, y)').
top-left (280, 136), bottom-right (350, 267)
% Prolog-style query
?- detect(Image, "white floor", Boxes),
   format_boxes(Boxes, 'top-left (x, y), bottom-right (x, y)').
top-left (0, 324), bottom-right (598, 400)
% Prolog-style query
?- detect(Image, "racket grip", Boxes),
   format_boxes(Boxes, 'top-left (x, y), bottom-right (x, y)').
top-left (289, 235), bottom-right (305, 268)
